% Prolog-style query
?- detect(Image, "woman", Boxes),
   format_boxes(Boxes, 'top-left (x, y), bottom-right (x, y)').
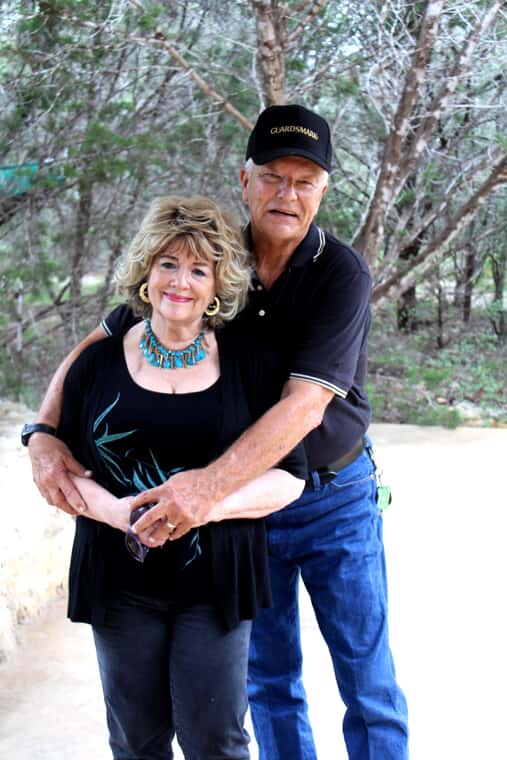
top-left (58, 196), bottom-right (306, 760)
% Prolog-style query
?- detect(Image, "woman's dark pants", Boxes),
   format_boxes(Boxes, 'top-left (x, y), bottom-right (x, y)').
top-left (92, 594), bottom-right (252, 760)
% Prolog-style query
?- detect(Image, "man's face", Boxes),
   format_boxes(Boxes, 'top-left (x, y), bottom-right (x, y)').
top-left (240, 156), bottom-right (328, 248)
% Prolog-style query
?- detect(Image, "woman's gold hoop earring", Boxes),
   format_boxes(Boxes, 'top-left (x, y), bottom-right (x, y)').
top-left (139, 282), bottom-right (151, 304)
top-left (205, 296), bottom-right (220, 317)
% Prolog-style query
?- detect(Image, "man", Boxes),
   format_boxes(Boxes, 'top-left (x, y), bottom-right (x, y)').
top-left (25, 104), bottom-right (408, 759)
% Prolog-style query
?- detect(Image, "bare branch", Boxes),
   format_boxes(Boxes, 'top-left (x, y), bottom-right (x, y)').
top-left (372, 153), bottom-right (507, 306)
top-left (53, 2), bottom-right (254, 130)
top-left (147, 29), bottom-right (253, 129)
top-left (396, 0), bottom-right (505, 188)
top-left (353, 0), bottom-right (445, 263)
top-left (353, 1), bottom-right (504, 267)
top-left (383, 149), bottom-right (505, 271)
top-left (287, 0), bottom-right (327, 46)
top-left (291, 0), bottom-right (315, 14)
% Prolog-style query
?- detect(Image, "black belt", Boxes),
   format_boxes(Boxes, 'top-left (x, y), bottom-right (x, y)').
top-left (310, 438), bottom-right (366, 486)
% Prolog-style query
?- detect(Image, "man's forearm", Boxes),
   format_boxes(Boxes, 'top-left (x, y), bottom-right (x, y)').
top-left (36, 359), bottom-right (74, 428)
top-left (128, 380), bottom-right (333, 542)
top-left (36, 325), bottom-right (106, 427)
top-left (205, 380), bottom-right (331, 504)
top-left (28, 325), bottom-right (109, 515)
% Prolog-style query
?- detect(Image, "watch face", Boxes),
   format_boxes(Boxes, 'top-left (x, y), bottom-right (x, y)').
top-left (21, 424), bottom-right (34, 446)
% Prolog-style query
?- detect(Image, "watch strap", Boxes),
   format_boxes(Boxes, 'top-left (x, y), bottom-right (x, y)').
top-left (21, 423), bottom-right (57, 446)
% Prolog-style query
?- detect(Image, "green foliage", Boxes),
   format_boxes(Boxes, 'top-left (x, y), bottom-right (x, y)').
top-left (396, 188), bottom-right (417, 209)
top-left (369, 304), bottom-right (507, 428)
top-left (1, 244), bottom-right (62, 300)
top-left (495, 132), bottom-right (507, 151)
top-left (335, 78), bottom-right (360, 97)
top-left (0, 0), bottom-right (506, 413)
top-left (407, 364), bottom-right (453, 391)
top-left (406, 406), bottom-right (463, 429)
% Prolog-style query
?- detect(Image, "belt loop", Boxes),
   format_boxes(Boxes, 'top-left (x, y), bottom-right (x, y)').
top-left (309, 470), bottom-right (321, 491)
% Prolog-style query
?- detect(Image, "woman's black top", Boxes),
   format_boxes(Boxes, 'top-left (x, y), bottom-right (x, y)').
top-left (58, 324), bottom-right (306, 630)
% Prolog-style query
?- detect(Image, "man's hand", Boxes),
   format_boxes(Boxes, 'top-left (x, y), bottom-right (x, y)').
top-left (130, 468), bottom-right (219, 546)
top-left (28, 433), bottom-right (92, 515)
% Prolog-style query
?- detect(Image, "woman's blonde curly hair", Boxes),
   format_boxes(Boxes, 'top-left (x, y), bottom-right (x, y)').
top-left (114, 196), bottom-right (252, 328)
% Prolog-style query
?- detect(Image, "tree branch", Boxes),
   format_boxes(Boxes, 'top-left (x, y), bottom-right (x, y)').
top-left (396, 0), bottom-right (505, 189)
top-left (382, 150), bottom-right (504, 274)
top-left (353, 1), bottom-right (503, 267)
top-left (353, 0), bottom-right (445, 263)
top-left (287, 0), bottom-right (327, 46)
top-left (53, 1), bottom-right (254, 131)
top-left (372, 153), bottom-right (507, 306)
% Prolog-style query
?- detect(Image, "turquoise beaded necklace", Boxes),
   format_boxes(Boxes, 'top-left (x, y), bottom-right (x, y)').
top-left (139, 319), bottom-right (207, 369)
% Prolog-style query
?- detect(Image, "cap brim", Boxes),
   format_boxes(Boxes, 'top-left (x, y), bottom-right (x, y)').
top-left (250, 147), bottom-right (332, 174)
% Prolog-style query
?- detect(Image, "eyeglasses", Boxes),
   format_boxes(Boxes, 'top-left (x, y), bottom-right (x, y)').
top-left (257, 170), bottom-right (323, 196)
top-left (125, 503), bottom-right (156, 563)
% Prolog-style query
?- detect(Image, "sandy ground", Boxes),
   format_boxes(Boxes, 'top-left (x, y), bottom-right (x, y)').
top-left (0, 422), bottom-right (506, 759)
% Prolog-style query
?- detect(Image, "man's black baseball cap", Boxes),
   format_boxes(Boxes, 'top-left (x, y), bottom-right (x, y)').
top-left (246, 104), bottom-right (332, 173)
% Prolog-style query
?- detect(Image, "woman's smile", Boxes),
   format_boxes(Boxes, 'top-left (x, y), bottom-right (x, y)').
top-left (165, 293), bottom-right (193, 303)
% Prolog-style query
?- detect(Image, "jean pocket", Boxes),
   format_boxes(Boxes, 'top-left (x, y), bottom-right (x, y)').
top-left (328, 471), bottom-right (375, 493)
top-left (327, 455), bottom-right (375, 493)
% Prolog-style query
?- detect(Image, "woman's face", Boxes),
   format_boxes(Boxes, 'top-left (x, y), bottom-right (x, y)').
top-left (146, 239), bottom-right (216, 329)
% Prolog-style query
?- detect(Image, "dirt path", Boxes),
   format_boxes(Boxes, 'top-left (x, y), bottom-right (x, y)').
top-left (0, 401), bottom-right (74, 662)
top-left (1, 422), bottom-right (506, 759)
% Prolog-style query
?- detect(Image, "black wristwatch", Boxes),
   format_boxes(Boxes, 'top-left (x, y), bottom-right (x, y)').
top-left (21, 423), bottom-right (58, 447)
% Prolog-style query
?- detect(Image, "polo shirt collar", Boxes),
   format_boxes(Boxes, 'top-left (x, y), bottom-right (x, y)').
top-left (244, 222), bottom-right (325, 268)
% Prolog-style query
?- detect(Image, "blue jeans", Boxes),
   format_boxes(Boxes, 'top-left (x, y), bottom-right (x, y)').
top-left (248, 445), bottom-right (409, 759)
top-left (92, 594), bottom-right (252, 759)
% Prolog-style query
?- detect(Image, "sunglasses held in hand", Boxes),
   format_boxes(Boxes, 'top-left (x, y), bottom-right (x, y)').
top-left (125, 502), bottom-right (156, 562)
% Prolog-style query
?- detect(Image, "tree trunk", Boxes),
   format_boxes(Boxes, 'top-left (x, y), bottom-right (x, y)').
top-left (396, 231), bottom-right (419, 332)
top-left (462, 245), bottom-right (476, 323)
top-left (68, 182), bottom-right (93, 342)
top-left (251, 0), bottom-right (287, 105)
top-left (489, 246), bottom-right (506, 345)
top-left (436, 276), bottom-right (444, 349)
top-left (397, 285), bottom-right (417, 332)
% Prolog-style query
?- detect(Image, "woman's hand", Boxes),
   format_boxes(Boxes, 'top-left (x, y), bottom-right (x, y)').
top-left (70, 475), bottom-right (134, 532)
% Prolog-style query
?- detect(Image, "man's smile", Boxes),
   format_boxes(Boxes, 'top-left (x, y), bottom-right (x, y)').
top-left (268, 208), bottom-right (299, 218)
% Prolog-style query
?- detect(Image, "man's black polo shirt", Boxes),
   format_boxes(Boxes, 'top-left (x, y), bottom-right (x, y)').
top-left (102, 222), bottom-right (371, 472)
top-left (234, 222), bottom-right (371, 470)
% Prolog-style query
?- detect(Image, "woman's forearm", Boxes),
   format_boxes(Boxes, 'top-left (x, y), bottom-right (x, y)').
top-left (207, 468), bottom-right (305, 522)
top-left (70, 475), bottom-right (132, 532)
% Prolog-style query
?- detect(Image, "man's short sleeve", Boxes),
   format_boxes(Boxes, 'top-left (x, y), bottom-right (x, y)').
top-left (101, 304), bottom-right (140, 337)
top-left (290, 249), bottom-right (371, 399)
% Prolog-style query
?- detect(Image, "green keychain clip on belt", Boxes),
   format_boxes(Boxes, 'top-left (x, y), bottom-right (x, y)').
top-left (376, 485), bottom-right (392, 511)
